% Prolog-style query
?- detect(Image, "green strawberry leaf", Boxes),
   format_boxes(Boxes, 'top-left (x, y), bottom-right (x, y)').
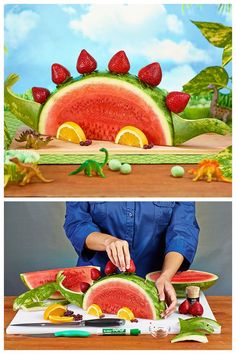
top-left (183, 66), bottom-right (229, 95)
top-left (191, 21), bottom-right (232, 48)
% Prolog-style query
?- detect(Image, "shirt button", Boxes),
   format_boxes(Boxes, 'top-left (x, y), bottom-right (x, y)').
top-left (128, 212), bottom-right (133, 217)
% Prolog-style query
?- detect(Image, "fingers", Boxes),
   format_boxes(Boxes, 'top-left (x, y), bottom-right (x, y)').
top-left (156, 281), bottom-right (165, 302)
top-left (106, 240), bottom-right (130, 271)
top-left (163, 284), bottom-right (177, 318)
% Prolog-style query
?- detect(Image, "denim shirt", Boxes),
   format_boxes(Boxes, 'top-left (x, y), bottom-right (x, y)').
top-left (64, 202), bottom-right (199, 277)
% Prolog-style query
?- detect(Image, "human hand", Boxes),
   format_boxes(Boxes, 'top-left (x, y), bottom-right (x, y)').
top-left (155, 274), bottom-right (177, 318)
top-left (105, 239), bottom-right (130, 272)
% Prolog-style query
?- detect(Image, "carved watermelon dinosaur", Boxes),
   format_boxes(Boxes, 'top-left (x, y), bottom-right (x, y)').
top-left (4, 50), bottom-right (230, 147)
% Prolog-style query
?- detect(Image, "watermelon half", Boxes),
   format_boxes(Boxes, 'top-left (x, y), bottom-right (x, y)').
top-left (146, 270), bottom-right (218, 297)
top-left (21, 266), bottom-right (99, 299)
top-left (82, 274), bottom-right (166, 320)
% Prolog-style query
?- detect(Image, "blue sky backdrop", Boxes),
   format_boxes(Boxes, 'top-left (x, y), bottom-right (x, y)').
top-left (4, 4), bottom-right (232, 93)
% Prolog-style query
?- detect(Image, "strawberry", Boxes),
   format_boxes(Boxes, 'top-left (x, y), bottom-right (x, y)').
top-left (76, 49), bottom-right (97, 74)
top-left (32, 87), bottom-right (50, 104)
top-left (108, 50), bottom-right (130, 74)
top-left (91, 268), bottom-right (101, 280)
top-left (126, 259), bottom-right (136, 273)
top-left (189, 301), bottom-right (204, 316)
top-left (178, 299), bottom-right (190, 314)
top-left (51, 63), bottom-right (71, 85)
top-left (138, 62), bottom-right (162, 86)
top-left (80, 282), bottom-right (90, 293)
top-left (104, 260), bottom-right (117, 275)
top-left (166, 91), bottom-right (190, 113)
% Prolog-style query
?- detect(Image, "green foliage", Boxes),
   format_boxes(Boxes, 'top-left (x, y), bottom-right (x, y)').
top-left (183, 66), bottom-right (229, 95)
top-left (214, 145), bottom-right (232, 178)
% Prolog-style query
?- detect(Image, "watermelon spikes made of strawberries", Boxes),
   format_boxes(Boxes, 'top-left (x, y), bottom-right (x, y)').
top-left (32, 87), bottom-right (50, 104)
top-left (91, 268), bottom-right (101, 281)
top-left (138, 62), bottom-right (162, 87)
top-left (77, 49), bottom-right (97, 74)
top-left (80, 282), bottom-right (90, 293)
top-left (51, 63), bottom-right (71, 85)
top-left (108, 50), bottom-right (130, 74)
top-left (166, 91), bottom-right (191, 113)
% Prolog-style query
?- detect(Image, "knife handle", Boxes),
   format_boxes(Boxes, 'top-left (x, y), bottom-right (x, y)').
top-left (83, 318), bottom-right (125, 327)
top-left (54, 330), bottom-right (91, 337)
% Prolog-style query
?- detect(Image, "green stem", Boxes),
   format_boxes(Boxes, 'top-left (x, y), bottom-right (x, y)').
top-left (172, 113), bottom-right (230, 146)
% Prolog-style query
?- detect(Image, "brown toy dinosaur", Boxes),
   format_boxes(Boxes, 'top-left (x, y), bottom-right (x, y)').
top-left (10, 157), bottom-right (54, 186)
top-left (208, 84), bottom-right (232, 122)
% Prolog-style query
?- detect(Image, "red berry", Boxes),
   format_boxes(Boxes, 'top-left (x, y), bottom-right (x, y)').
top-left (91, 268), bottom-right (101, 280)
top-left (178, 299), bottom-right (190, 314)
top-left (138, 62), bottom-right (162, 86)
top-left (126, 259), bottom-right (136, 273)
top-left (104, 260), bottom-right (117, 275)
top-left (108, 50), bottom-right (130, 74)
top-left (166, 91), bottom-right (190, 113)
top-left (76, 49), bottom-right (97, 74)
top-left (32, 87), bottom-right (50, 104)
top-left (51, 63), bottom-right (71, 85)
top-left (189, 301), bottom-right (204, 316)
top-left (80, 282), bottom-right (90, 293)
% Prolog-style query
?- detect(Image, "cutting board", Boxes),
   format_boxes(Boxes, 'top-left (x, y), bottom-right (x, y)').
top-left (6, 292), bottom-right (221, 335)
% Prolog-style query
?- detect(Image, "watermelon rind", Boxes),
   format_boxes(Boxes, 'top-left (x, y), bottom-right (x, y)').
top-left (56, 272), bottom-right (84, 308)
top-left (171, 331), bottom-right (208, 343)
top-left (83, 273), bottom-right (166, 320)
top-left (146, 270), bottom-right (218, 297)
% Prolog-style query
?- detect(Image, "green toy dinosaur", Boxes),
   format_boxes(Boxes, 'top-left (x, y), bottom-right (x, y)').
top-left (69, 148), bottom-right (109, 178)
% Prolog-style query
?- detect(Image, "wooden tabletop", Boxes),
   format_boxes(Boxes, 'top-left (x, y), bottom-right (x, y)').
top-left (4, 296), bottom-right (232, 350)
top-left (4, 164), bottom-right (232, 197)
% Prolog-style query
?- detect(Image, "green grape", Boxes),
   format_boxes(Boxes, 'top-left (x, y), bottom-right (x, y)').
top-left (120, 163), bottom-right (132, 174)
top-left (108, 159), bottom-right (122, 171)
top-left (171, 165), bottom-right (185, 177)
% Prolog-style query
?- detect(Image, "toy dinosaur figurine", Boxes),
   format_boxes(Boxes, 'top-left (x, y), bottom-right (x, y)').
top-left (188, 159), bottom-right (232, 183)
top-left (208, 84), bottom-right (232, 122)
top-left (10, 157), bottom-right (54, 186)
top-left (69, 148), bottom-right (109, 178)
top-left (15, 129), bottom-right (53, 149)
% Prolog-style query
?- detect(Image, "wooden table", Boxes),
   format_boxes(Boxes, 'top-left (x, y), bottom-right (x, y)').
top-left (4, 164), bottom-right (232, 197)
top-left (4, 296), bottom-right (232, 350)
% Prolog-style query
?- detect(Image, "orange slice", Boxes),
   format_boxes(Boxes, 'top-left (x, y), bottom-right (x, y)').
top-left (56, 121), bottom-right (86, 144)
top-left (115, 126), bottom-right (148, 148)
top-left (48, 315), bottom-right (74, 323)
top-left (43, 303), bottom-right (67, 320)
top-left (87, 304), bottom-right (103, 317)
top-left (117, 307), bottom-right (135, 321)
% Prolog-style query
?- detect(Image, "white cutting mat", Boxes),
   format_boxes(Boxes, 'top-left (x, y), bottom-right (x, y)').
top-left (6, 292), bottom-right (220, 335)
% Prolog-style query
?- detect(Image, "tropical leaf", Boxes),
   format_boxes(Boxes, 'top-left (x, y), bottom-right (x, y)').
top-left (183, 66), bottom-right (229, 95)
top-left (222, 42), bottom-right (232, 66)
top-left (191, 21), bottom-right (232, 48)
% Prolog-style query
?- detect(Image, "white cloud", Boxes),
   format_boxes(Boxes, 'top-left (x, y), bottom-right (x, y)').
top-left (61, 6), bottom-right (77, 15)
top-left (166, 14), bottom-right (183, 34)
top-left (162, 65), bottom-right (197, 91)
top-left (5, 10), bottom-right (39, 49)
top-left (144, 39), bottom-right (210, 64)
top-left (68, 4), bottom-right (208, 65)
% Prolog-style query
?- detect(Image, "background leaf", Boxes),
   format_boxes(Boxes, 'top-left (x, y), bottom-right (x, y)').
top-left (183, 66), bottom-right (229, 95)
top-left (192, 21), bottom-right (232, 48)
top-left (222, 42), bottom-right (232, 66)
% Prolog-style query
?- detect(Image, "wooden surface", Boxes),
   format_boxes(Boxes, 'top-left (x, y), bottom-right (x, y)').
top-left (4, 164), bottom-right (232, 197)
top-left (4, 296), bottom-right (232, 350)
top-left (10, 133), bottom-right (232, 155)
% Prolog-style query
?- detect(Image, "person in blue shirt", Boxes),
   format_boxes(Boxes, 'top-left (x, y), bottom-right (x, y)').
top-left (64, 202), bottom-right (199, 317)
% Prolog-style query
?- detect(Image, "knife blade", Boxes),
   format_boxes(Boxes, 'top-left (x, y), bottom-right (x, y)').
top-left (11, 318), bottom-right (125, 327)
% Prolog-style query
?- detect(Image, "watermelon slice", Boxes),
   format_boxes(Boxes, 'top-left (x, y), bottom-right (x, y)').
top-left (82, 274), bottom-right (166, 320)
top-left (21, 266), bottom-right (99, 299)
top-left (146, 270), bottom-right (218, 297)
top-left (4, 73), bottom-right (230, 146)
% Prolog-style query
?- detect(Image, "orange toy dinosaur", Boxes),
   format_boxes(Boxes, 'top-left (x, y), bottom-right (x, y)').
top-left (188, 159), bottom-right (232, 183)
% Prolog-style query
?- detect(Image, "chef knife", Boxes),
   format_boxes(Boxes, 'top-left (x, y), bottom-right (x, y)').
top-left (11, 318), bottom-right (125, 327)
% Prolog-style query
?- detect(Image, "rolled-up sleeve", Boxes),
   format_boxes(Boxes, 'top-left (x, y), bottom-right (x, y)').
top-left (64, 202), bottom-right (101, 261)
top-left (165, 202), bottom-right (199, 270)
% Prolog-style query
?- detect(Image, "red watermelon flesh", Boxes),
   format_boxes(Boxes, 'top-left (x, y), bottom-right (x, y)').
top-left (83, 276), bottom-right (158, 319)
top-left (39, 75), bottom-right (173, 146)
top-left (20, 266), bottom-right (98, 299)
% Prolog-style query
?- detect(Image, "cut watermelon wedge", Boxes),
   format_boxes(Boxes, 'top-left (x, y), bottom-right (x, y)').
top-left (21, 266), bottom-right (100, 299)
top-left (146, 270), bottom-right (218, 297)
